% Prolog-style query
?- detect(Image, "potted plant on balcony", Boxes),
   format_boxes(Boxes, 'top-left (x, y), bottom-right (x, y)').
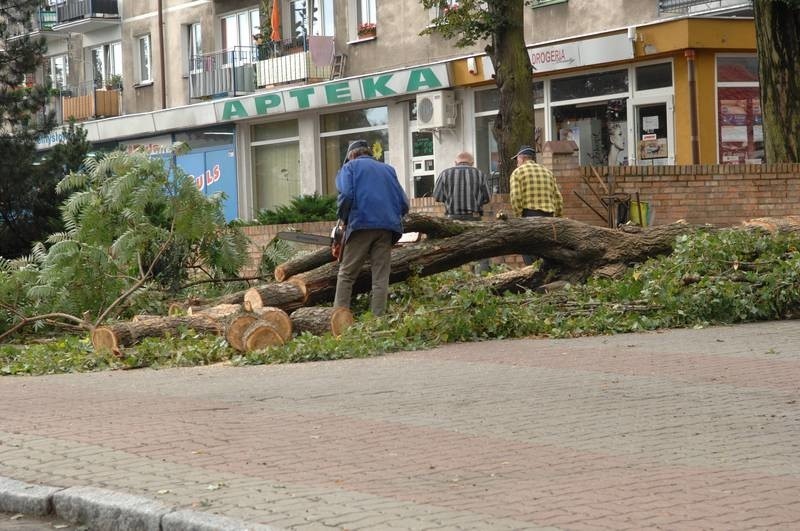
top-left (357, 22), bottom-right (376, 39)
top-left (107, 74), bottom-right (122, 91)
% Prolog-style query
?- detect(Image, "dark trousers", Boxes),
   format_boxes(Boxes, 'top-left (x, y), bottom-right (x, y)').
top-left (521, 209), bottom-right (554, 266)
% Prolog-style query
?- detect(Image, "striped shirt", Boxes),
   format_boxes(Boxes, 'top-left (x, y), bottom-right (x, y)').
top-left (432, 163), bottom-right (491, 216)
top-left (509, 161), bottom-right (564, 218)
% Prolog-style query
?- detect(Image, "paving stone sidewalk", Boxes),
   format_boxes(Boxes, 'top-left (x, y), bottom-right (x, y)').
top-left (1, 321), bottom-right (799, 530)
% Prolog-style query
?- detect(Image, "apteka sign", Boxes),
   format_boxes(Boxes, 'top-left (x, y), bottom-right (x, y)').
top-left (214, 63), bottom-right (450, 122)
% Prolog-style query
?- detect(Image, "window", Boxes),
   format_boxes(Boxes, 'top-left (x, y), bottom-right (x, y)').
top-left (428, 0), bottom-right (458, 22)
top-left (188, 23), bottom-right (202, 72)
top-left (551, 69), bottom-right (628, 102)
top-left (320, 105), bottom-right (388, 193)
top-left (137, 34), bottom-right (152, 83)
top-left (49, 54), bottom-right (69, 89)
top-left (312, 0), bottom-right (335, 36)
top-left (221, 8), bottom-right (259, 64)
top-left (716, 54), bottom-right (762, 164)
top-left (635, 62), bottom-right (672, 91)
top-left (251, 120), bottom-right (301, 211)
top-left (90, 42), bottom-right (122, 87)
top-left (350, 0), bottom-right (376, 39)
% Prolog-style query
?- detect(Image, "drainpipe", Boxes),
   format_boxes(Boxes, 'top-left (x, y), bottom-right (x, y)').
top-left (158, 0), bottom-right (167, 109)
top-left (685, 49), bottom-right (699, 164)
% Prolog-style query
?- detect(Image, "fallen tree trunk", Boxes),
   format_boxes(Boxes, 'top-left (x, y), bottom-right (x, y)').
top-left (287, 216), bottom-right (692, 306)
top-left (91, 315), bottom-right (224, 355)
top-left (290, 306), bottom-right (354, 337)
top-left (273, 213), bottom-right (473, 281)
top-left (225, 306), bottom-right (292, 351)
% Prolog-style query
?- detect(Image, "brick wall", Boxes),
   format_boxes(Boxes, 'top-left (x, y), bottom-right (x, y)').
top-left (241, 145), bottom-right (800, 275)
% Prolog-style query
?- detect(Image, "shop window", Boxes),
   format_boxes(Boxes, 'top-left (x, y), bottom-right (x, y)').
top-left (635, 62), bottom-right (672, 91)
top-left (551, 69), bottom-right (628, 102)
top-left (251, 120), bottom-right (301, 212)
top-left (716, 55), bottom-right (761, 164)
top-left (553, 98), bottom-right (628, 166)
top-left (320, 105), bottom-right (389, 194)
top-left (717, 55), bottom-right (759, 82)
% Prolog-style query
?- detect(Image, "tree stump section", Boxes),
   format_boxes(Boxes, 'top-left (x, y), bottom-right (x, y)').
top-left (291, 306), bottom-right (354, 337)
top-left (242, 320), bottom-right (284, 351)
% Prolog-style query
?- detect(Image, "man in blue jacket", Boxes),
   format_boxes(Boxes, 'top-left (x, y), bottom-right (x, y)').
top-left (334, 140), bottom-right (410, 316)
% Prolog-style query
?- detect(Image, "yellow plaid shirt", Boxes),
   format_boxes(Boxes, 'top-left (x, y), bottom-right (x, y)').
top-left (509, 161), bottom-right (564, 218)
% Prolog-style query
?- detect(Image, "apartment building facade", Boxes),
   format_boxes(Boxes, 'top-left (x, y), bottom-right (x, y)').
top-left (29, 0), bottom-right (761, 222)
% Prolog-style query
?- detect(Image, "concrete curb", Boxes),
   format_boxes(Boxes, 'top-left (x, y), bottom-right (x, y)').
top-left (0, 477), bottom-right (61, 516)
top-left (0, 476), bottom-right (282, 531)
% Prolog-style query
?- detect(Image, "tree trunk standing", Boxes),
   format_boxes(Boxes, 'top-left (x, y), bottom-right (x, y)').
top-left (754, 0), bottom-right (800, 163)
top-left (488, 0), bottom-right (535, 192)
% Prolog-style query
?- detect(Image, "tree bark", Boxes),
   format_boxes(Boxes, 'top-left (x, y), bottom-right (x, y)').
top-left (91, 315), bottom-right (224, 354)
top-left (488, 0), bottom-right (535, 192)
top-left (273, 213), bottom-right (471, 281)
top-left (291, 306), bottom-right (354, 337)
top-left (754, 0), bottom-right (800, 163)
top-left (287, 216), bottom-right (692, 306)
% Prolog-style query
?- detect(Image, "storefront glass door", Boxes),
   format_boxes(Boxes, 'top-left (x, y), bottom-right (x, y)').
top-left (629, 96), bottom-right (674, 165)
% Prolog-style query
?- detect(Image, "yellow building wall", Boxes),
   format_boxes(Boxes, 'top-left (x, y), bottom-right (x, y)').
top-left (638, 19), bottom-right (756, 164)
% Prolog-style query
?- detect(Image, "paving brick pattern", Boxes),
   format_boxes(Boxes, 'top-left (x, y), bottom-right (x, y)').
top-left (0, 321), bottom-right (799, 530)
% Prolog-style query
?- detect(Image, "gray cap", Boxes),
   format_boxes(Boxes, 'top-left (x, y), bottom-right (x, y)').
top-left (512, 145), bottom-right (536, 158)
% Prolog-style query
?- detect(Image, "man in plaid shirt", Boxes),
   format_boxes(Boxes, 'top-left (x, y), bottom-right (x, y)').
top-left (509, 145), bottom-right (563, 265)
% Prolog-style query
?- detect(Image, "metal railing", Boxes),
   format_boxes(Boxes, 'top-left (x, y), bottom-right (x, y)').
top-left (56, 0), bottom-right (119, 23)
top-left (189, 46), bottom-right (258, 99)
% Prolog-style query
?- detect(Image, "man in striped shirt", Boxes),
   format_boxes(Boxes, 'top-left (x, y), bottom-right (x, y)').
top-left (509, 145), bottom-right (564, 265)
top-left (433, 151), bottom-right (491, 221)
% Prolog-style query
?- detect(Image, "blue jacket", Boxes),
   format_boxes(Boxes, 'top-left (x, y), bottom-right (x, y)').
top-left (336, 155), bottom-right (409, 243)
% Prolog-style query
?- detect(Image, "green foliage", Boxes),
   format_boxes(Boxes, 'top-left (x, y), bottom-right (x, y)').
top-left (258, 237), bottom-right (299, 277)
top-left (0, 146), bottom-right (249, 329)
top-left (3, 227), bottom-right (799, 376)
top-left (253, 194), bottom-right (337, 225)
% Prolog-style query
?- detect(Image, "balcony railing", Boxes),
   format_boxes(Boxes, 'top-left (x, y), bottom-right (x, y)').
top-left (9, 8), bottom-right (58, 38)
top-left (189, 39), bottom-right (335, 99)
top-left (59, 80), bottom-right (121, 122)
top-left (56, 0), bottom-right (119, 23)
top-left (189, 47), bottom-right (258, 100)
top-left (658, 0), bottom-right (752, 16)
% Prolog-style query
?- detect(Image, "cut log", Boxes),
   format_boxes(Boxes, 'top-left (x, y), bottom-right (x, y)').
top-left (91, 315), bottom-right (224, 354)
top-left (275, 248), bottom-right (333, 282)
top-left (291, 306), bottom-right (354, 337)
top-left (187, 303), bottom-right (241, 319)
top-left (243, 287), bottom-right (264, 310)
top-left (225, 314), bottom-right (259, 352)
top-left (240, 280), bottom-right (308, 312)
top-left (252, 307), bottom-right (292, 342)
top-left (242, 321), bottom-right (284, 351)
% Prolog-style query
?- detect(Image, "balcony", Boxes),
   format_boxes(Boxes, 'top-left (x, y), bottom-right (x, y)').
top-left (189, 39), bottom-right (335, 99)
top-left (658, 0), bottom-right (753, 16)
top-left (53, 0), bottom-right (120, 32)
top-left (8, 8), bottom-right (62, 41)
top-left (59, 80), bottom-right (121, 122)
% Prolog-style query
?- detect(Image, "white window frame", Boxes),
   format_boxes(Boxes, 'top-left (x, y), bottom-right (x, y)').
top-left (428, 0), bottom-right (458, 24)
top-left (348, 0), bottom-right (376, 40)
top-left (187, 22), bottom-right (203, 74)
top-left (49, 54), bottom-right (69, 89)
top-left (136, 34), bottom-right (153, 84)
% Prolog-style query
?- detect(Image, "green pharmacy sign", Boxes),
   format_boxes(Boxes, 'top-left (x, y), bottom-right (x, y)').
top-left (214, 64), bottom-right (450, 122)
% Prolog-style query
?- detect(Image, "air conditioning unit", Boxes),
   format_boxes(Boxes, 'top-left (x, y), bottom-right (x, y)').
top-left (416, 90), bottom-right (456, 129)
